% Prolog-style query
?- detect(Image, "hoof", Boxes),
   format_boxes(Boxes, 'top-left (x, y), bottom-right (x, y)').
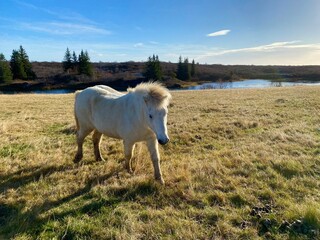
top-left (125, 161), bottom-right (134, 174)
top-left (127, 167), bottom-right (134, 174)
top-left (96, 156), bottom-right (106, 162)
top-left (156, 177), bottom-right (165, 185)
top-left (73, 158), bottom-right (81, 163)
top-left (73, 154), bottom-right (82, 163)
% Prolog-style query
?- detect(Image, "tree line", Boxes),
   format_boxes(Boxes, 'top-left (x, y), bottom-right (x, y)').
top-left (0, 46), bottom-right (94, 84)
top-left (62, 48), bottom-right (93, 76)
top-left (0, 46), bottom-right (36, 83)
top-left (143, 55), bottom-right (196, 81)
top-left (1, 46), bottom-right (196, 84)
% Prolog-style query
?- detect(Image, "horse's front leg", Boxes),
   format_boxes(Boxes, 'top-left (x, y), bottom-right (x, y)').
top-left (146, 137), bottom-right (165, 185)
top-left (124, 141), bottom-right (135, 173)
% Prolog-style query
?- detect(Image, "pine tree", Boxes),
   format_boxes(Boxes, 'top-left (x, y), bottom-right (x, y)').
top-left (72, 51), bottom-right (78, 72)
top-left (18, 46), bottom-right (36, 80)
top-left (63, 48), bottom-right (73, 73)
top-left (78, 50), bottom-right (93, 76)
top-left (176, 56), bottom-right (190, 81)
top-left (0, 53), bottom-right (13, 83)
top-left (10, 46), bottom-right (36, 80)
top-left (176, 56), bottom-right (183, 80)
top-left (191, 59), bottom-right (196, 77)
top-left (183, 58), bottom-right (191, 80)
top-left (10, 49), bottom-right (27, 80)
top-left (143, 54), bottom-right (162, 81)
top-left (78, 50), bottom-right (85, 75)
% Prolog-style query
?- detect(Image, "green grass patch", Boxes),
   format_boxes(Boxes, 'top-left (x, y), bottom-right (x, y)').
top-left (0, 143), bottom-right (33, 158)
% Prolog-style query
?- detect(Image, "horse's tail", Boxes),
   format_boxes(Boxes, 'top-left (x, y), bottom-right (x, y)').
top-left (74, 90), bottom-right (82, 131)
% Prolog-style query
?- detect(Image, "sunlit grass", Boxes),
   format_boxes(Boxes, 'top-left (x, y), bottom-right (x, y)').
top-left (1, 86), bottom-right (320, 239)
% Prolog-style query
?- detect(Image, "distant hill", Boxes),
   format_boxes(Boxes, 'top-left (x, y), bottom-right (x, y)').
top-left (1, 61), bottom-right (320, 92)
top-left (32, 61), bottom-right (320, 82)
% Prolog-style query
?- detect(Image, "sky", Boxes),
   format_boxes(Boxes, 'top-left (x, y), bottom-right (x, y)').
top-left (1, 0), bottom-right (320, 65)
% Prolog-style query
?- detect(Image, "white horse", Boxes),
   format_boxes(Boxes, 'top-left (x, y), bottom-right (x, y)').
top-left (73, 82), bottom-right (172, 184)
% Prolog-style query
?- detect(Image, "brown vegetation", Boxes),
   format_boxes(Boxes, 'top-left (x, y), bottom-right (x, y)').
top-left (0, 86), bottom-right (320, 239)
top-left (2, 62), bottom-right (320, 92)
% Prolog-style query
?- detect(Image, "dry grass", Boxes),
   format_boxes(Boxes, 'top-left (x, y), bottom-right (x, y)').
top-left (1, 86), bottom-right (320, 239)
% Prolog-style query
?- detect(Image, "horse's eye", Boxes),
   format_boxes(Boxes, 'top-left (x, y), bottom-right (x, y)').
top-left (149, 114), bottom-right (153, 119)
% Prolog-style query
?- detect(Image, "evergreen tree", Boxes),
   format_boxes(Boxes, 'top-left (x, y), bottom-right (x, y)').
top-left (0, 53), bottom-right (13, 83)
top-left (176, 56), bottom-right (190, 81)
top-left (78, 50), bottom-right (85, 74)
top-left (183, 58), bottom-right (191, 80)
top-left (18, 46), bottom-right (36, 80)
top-left (191, 59), bottom-right (196, 77)
top-left (10, 49), bottom-right (27, 80)
top-left (72, 51), bottom-right (78, 71)
top-left (78, 50), bottom-right (93, 76)
top-left (63, 48), bottom-right (73, 73)
top-left (176, 56), bottom-right (183, 80)
top-left (143, 54), bottom-right (162, 81)
top-left (10, 46), bottom-right (36, 80)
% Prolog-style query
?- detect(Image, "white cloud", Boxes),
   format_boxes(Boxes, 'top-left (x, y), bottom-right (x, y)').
top-left (15, 0), bottom-right (96, 24)
top-left (134, 43), bottom-right (144, 47)
top-left (11, 0), bottom-right (109, 35)
top-left (18, 21), bottom-right (111, 35)
top-left (196, 41), bottom-right (320, 65)
top-left (207, 29), bottom-right (231, 37)
top-left (1, 31), bottom-right (320, 65)
top-left (199, 41), bottom-right (305, 57)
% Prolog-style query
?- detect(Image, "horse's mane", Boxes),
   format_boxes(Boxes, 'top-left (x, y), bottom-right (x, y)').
top-left (128, 82), bottom-right (172, 107)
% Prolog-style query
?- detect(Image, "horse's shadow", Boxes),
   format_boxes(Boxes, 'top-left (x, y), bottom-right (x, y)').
top-left (0, 161), bottom-right (159, 238)
top-left (0, 163), bottom-right (75, 193)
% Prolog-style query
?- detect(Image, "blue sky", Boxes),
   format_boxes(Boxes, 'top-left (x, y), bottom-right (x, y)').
top-left (1, 0), bottom-right (320, 65)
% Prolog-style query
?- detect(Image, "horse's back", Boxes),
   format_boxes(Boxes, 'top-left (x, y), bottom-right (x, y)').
top-left (76, 85), bottom-right (123, 103)
top-left (92, 85), bottom-right (123, 98)
top-left (74, 85), bottom-right (128, 138)
top-left (74, 85), bottom-right (125, 129)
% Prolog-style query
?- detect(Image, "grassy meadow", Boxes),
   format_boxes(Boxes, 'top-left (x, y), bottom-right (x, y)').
top-left (0, 86), bottom-right (320, 239)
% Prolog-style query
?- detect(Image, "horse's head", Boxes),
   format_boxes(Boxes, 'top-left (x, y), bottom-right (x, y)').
top-left (145, 103), bottom-right (170, 145)
top-left (141, 83), bottom-right (171, 145)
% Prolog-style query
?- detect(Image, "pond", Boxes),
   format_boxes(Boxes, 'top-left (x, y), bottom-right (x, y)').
top-left (188, 79), bottom-right (320, 90)
top-left (1, 79), bottom-right (320, 94)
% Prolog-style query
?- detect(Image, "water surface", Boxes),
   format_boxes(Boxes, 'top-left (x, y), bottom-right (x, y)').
top-left (188, 79), bottom-right (320, 90)
top-left (1, 79), bottom-right (320, 94)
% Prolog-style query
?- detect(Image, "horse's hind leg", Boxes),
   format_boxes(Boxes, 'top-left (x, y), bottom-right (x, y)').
top-left (124, 141), bottom-right (135, 173)
top-left (74, 127), bottom-right (92, 163)
top-left (92, 130), bottom-right (105, 161)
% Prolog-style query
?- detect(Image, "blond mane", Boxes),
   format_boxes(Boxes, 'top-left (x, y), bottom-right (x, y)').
top-left (128, 82), bottom-right (172, 107)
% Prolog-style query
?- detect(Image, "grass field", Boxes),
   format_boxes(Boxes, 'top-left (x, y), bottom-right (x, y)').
top-left (0, 86), bottom-right (320, 239)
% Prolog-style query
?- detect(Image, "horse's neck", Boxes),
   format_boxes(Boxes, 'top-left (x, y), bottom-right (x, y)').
top-left (125, 93), bottom-right (146, 123)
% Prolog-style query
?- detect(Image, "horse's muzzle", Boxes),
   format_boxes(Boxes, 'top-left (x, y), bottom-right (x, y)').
top-left (158, 138), bottom-right (170, 145)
